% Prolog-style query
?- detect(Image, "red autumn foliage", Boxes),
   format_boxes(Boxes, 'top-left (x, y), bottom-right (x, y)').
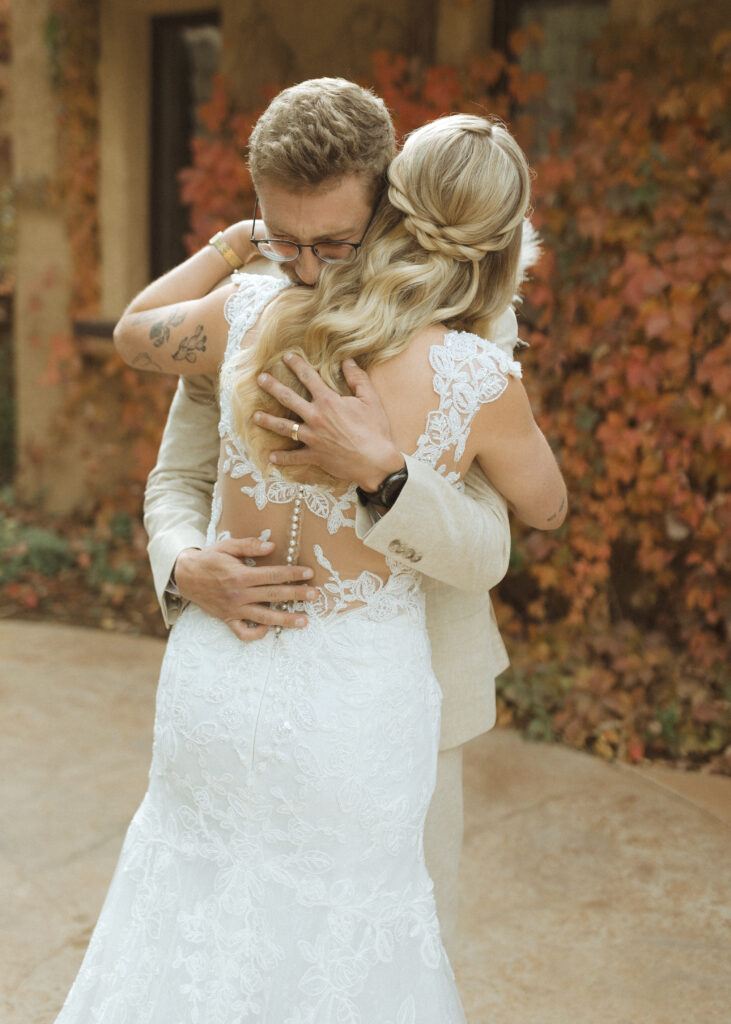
top-left (22, 3), bottom-right (730, 770)
top-left (176, 11), bottom-right (731, 770)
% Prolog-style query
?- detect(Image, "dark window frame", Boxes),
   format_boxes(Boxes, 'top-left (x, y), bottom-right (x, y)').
top-left (149, 9), bottom-right (221, 279)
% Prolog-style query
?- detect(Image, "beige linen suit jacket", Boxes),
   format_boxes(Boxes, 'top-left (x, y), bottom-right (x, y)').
top-left (144, 308), bottom-right (519, 752)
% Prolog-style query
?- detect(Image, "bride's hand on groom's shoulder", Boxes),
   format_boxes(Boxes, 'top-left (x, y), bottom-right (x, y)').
top-left (174, 539), bottom-right (318, 642)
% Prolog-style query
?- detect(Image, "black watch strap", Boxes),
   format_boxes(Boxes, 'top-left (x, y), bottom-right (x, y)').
top-left (356, 466), bottom-right (408, 510)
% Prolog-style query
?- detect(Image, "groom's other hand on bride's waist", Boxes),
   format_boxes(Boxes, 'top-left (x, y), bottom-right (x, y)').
top-left (173, 538), bottom-right (318, 642)
top-left (255, 353), bottom-right (405, 492)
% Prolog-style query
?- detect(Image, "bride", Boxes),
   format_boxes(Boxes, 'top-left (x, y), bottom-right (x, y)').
top-left (55, 114), bottom-right (566, 1023)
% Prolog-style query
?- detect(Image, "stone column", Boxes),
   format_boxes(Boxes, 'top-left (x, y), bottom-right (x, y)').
top-left (11, 0), bottom-right (81, 511)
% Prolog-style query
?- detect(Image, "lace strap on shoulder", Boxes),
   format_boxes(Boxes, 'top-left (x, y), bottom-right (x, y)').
top-left (222, 272), bottom-right (290, 363)
top-left (431, 330), bottom-right (522, 401)
top-left (460, 331), bottom-right (523, 382)
top-left (414, 330), bottom-right (524, 471)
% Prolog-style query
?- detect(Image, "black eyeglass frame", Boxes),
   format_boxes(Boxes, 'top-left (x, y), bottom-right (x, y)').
top-left (249, 196), bottom-right (380, 265)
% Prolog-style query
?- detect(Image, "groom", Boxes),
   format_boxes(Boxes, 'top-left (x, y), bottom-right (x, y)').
top-left (142, 78), bottom-right (518, 954)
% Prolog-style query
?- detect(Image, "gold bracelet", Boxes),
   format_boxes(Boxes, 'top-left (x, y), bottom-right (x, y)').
top-left (208, 230), bottom-right (244, 270)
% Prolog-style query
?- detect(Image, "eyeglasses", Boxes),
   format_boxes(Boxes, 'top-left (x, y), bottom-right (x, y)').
top-left (249, 197), bottom-right (379, 265)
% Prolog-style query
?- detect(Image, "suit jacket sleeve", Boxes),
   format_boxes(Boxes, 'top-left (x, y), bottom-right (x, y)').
top-left (144, 374), bottom-right (220, 627)
top-left (355, 306), bottom-right (519, 595)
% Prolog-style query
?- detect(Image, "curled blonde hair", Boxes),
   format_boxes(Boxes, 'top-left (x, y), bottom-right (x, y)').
top-left (230, 114), bottom-right (531, 484)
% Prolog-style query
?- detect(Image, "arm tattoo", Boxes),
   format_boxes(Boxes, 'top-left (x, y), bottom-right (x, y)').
top-left (172, 324), bottom-right (207, 363)
top-left (131, 352), bottom-right (165, 373)
top-left (546, 496), bottom-right (566, 523)
top-left (150, 308), bottom-right (187, 347)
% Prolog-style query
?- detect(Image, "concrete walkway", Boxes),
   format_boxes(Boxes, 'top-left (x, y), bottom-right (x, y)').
top-left (1, 620), bottom-right (729, 1024)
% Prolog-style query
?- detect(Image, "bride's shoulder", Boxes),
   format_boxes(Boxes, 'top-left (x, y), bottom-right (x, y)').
top-left (221, 272), bottom-right (293, 363)
top-left (399, 323), bottom-right (523, 387)
top-left (438, 328), bottom-right (522, 376)
top-left (223, 271), bottom-right (290, 323)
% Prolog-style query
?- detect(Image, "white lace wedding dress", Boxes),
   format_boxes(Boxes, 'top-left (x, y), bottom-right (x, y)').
top-left (54, 274), bottom-right (521, 1024)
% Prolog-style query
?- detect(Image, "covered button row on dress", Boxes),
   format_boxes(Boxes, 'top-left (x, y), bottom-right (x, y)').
top-left (274, 484), bottom-right (306, 636)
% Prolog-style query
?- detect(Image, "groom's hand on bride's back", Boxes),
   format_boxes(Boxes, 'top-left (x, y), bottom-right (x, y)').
top-left (256, 354), bottom-right (405, 490)
top-left (174, 538), bottom-right (318, 642)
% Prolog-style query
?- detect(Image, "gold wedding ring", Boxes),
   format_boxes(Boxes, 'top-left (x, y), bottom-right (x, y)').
top-left (290, 422), bottom-right (300, 442)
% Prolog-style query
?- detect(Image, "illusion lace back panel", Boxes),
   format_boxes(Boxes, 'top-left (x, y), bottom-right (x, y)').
top-left (53, 273), bottom-right (521, 1024)
top-left (212, 273), bottom-right (523, 620)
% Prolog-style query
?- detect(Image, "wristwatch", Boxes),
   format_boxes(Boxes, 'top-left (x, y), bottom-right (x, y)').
top-left (356, 467), bottom-right (408, 510)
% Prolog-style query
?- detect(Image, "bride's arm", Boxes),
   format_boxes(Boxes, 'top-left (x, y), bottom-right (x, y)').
top-left (113, 282), bottom-right (234, 375)
top-left (470, 376), bottom-right (568, 531)
top-left (113, 222), bottom-right (257, 374)
top-left (361, 359), bottom-right (567, 595)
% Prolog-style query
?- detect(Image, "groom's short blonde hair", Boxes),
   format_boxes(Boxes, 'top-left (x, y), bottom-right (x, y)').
top-left (248, 78), bottom-right (395, 199)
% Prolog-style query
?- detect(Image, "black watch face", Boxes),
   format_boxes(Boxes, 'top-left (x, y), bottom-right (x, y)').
top-left (381, 470), bottom-right (408, 508)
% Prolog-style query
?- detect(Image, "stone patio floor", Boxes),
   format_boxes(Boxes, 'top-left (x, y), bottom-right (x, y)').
top-left (1, 620), bottom-right (729, 1024)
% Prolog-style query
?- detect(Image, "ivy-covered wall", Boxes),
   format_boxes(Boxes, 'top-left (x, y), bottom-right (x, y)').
top-left (4, 0), bottom-right (729, 768)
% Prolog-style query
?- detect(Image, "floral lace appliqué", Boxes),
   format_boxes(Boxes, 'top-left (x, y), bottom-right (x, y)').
top-left (307, 545), bottom-right (424, 624)
top-left (414, 330), bottom-right (523, 486)
top-left (220, 439), bottom-right (357, 535)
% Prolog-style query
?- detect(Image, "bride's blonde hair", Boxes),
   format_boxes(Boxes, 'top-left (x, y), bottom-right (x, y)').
top-left (229, 114), bottom-right (531, 484)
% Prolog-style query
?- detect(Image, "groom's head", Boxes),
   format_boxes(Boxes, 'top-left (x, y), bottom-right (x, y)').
top-left (248, 78), bottom-right (395, 285)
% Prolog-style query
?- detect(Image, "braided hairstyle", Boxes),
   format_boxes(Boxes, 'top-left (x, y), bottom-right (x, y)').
top-left (231, 114), bottom-right (532, 483)
top-left (389, 117), bottom-right (528, 262)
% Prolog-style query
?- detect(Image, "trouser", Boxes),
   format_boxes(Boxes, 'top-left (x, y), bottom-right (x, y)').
top-left (423, 744), bottom-right (464, 959)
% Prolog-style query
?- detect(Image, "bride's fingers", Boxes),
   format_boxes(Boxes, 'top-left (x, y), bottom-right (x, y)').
top-left (257, 372), bottom-right (311, 419)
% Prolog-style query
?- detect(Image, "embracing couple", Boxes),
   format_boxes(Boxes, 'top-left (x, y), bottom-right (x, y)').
top-left (54, 78), bottom-right (566, 1022)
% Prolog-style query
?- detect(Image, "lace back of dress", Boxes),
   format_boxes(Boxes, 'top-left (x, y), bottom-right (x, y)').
top-left (213, 274), bottom-right (418, 623)
top-left (212, 273), bottom-right (522, 624)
